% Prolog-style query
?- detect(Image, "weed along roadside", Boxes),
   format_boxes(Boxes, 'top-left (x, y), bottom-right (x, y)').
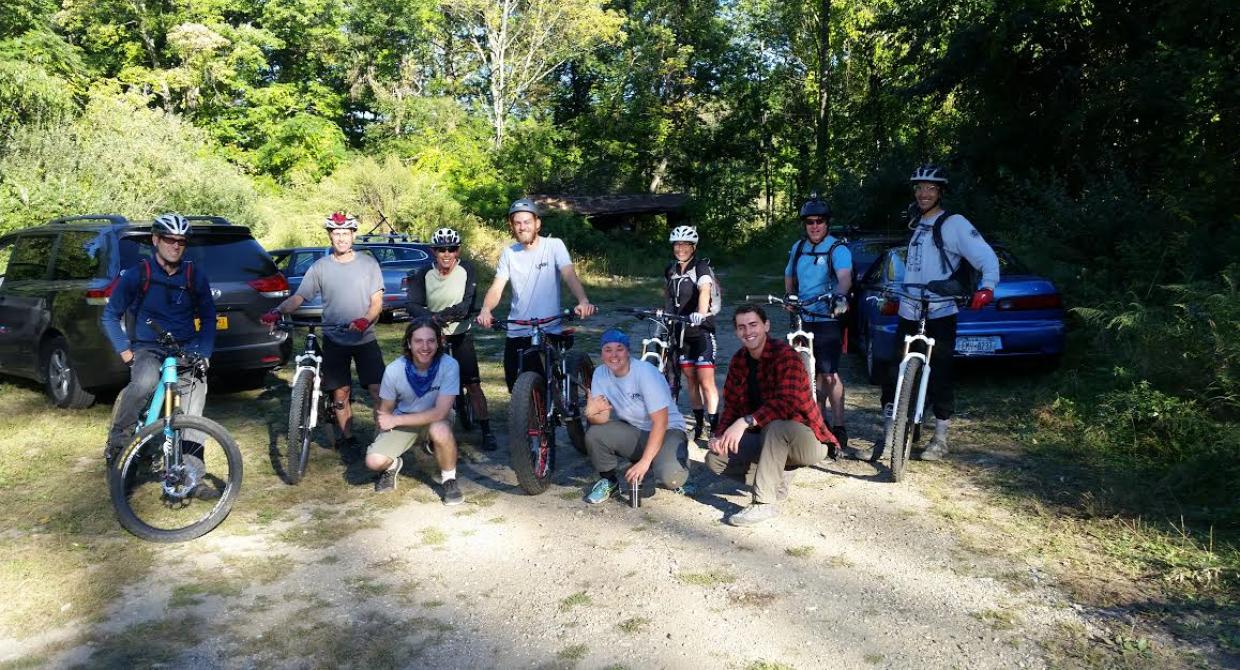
top-left (0, 273), bottom-right (1232, 669)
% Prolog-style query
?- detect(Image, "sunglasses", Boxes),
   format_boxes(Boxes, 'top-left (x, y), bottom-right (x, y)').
top-left (433, 246), bottom-right (460, 254)
top-left (159, 236), bottom-right (189, 247)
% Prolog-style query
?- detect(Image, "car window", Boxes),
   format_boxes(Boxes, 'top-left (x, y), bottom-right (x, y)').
top-left (52, 231), bottom-right (105, 280)
top-left (362, 246), bottom-right (395, 263)
top-left (882, 249), bottom-right (907, 283)
top-left (121, 233), bottom-right (278, 281)
top-left (290, 251), bottom-right (319, 276)
top-left (7, 234), bottom-right (55, 281)
top-left (0, 240), bottom-right (12, 278)
top-left (389, 247), bottom-right (429, 263)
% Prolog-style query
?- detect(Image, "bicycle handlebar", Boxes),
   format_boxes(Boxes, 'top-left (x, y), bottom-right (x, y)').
top-left (744, 293), bottom-right (830, 308)
top-left (144, 319), bottom-right (207, 369)
top-left (274, 318), bottom-right (350, 332)
top-left (876, 283), bottom-right (964, 304)
top-left (619, 307), bottom-right (694, 324)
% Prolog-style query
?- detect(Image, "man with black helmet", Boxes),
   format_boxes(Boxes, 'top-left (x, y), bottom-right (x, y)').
top-left (784, 195), bottom-right (852, 450)
top-left (477, 198), bottom-right (597, 391)
top-left (876, 165), bottom-right (999, 461)
top-left (102, 213), bottom-right (217, 477)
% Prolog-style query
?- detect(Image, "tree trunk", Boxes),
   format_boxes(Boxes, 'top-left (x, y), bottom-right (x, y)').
top-left (814, 0), bottom-right (831, 180)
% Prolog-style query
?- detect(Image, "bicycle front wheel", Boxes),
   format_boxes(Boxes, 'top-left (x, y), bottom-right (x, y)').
top-left (888, 357), bottom-right (923, 483)
top-left (108, 414), bottom-right (243, 542)
top-left (286, 370), bottom-right (314, 485)
top-left (509, 372), bottom-right (552, 494)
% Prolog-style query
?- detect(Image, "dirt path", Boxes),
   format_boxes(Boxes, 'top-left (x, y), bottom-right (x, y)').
top-left (3, 300), bottom-right (1086, 669)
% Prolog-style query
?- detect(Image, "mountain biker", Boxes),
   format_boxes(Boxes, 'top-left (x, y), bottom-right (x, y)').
top-left (406, 227), bottom-right (497, 452)
top-left (785, 196), bottom-right (852, 451)
top-left (877, 164), bottom-right (1000, 461)
top-left (366, 317), bottom-right (464, 504)
top-left (664, 225), bottom-right (720, 441)
top-left (582, 328), bottom-right (690, 504)
top-left (706, 304), bottom-right (837, 526)
top-left (476, 198), bottom-right (597, 391)
top-left (262, 212), bottom-right (385, 460)
top-left (101, 213), bottom-right (217, 492)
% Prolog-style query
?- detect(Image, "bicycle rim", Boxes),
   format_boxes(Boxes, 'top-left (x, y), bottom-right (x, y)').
top-left (286, 372), bottom-right (313, 484)
top-left (108, 414), bottom-right (243, 542)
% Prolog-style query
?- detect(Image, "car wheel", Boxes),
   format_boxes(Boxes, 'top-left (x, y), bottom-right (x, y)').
top-left (43, 336), bottom-right (96, 409)
top-left (864, 332), bottom-right (882, 385)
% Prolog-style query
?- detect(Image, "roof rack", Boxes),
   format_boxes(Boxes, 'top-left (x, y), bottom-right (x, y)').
top-left (182, 215), bottom-right (233, 226)
top-left (49, 214), bottom-right (131, 226)
top-left (356, 232), bottom-right (417, 243)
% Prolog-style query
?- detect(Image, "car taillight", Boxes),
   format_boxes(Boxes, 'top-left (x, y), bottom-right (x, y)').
top-left (248, 273), bottom-right (290, 298)
top-left (880, 298), bottom-right (899, 316)
top-left (997, 294), bottom-right (1062, 311)
top-left (85, 277), bottom-right (121, 306)
top-left (399, 276), bottom-right (409, 290)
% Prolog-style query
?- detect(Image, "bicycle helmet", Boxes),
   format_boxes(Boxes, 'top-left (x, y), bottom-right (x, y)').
top-left (323, 211), bottom-right (358, 230)
top-left (799, 197), bottom-right (831, 220)
top-left (151, 213), bottom-right (191, 237)
top-left (909, 164), bottom-right (949, 184)
top-left (431, 227), bottom-right (462, 246)
top-left (508, 198), bottom-right (540, 218)
top-left (669, 225), bottom-right (699, 244)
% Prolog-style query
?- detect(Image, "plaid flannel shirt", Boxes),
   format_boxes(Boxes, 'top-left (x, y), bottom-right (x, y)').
top-left (716, 338), bottom-right (835, 445)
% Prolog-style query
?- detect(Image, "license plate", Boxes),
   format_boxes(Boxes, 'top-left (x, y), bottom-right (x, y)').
top-left (955, 336), bottom-right (1000, 355)
top-left (194, 316), bottom-right (229, 331)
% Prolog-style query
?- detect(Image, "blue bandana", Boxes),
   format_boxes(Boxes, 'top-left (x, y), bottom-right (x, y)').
top-left (600, 328), bottom-right (630, 349)
top-left (404, 356), bottom-right (440, 397)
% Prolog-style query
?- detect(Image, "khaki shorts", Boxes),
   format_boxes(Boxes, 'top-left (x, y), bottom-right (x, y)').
top-left (367, 412), bottom-right (455, 461)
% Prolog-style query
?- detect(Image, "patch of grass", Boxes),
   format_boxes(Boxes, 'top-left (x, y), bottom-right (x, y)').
top-left (617, 617), bottom-right (650, 634)
top-left (559, 591), bottom-right (592, 611)
top-left (168, 576), bottom-right (244, 608)
top-left (420, 527), bottom-right (448, 546)
top-left (556, 643), bottom-right (589, 662)
top-left (346, 577), bottom-right (387, 599)
top-left (318, 554), bottom-right (340, 565)
top-left (220, 552), bottom-right (289, 585)
top-left (676, 569), bottom-right (737, 587)
top-left (729, 590), bottom-right (778, 608)
top-left (279, 509), bottom-right (381, 548)
top-left (785, 545), bottom-right (814, 558)
top-left (485, 516), bottom-right (507, 524)
top-left (80, 615), bottom-right (205, 668)
top-left (746, 661), bottom-right (795, 670)
top-left (558, 490), bottom-right (583, 501)
top-left (972, 608), bottom-right (1021, 631)
top-left (824, 555), bottom-right (855, 569)
top-left (236, 609), bottom-right (449, 668)
top-left (863, 653), bottom-right (884, 665)
top-left (422, 599), bottom-right (444, 608)
top-left (469, 491), bottom-right (500, 508)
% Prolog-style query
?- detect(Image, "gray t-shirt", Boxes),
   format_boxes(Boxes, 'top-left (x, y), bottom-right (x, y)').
top-left (495, 236), bottom-right (572, 337)
top-left (591, 357), bottom-right (685, 432)
top-left (295, 253), bottom-right (384, 344)
top-left (899, 212), bottom-right (1000, 320)
top-left (379, 355), bottom-right (461, 416)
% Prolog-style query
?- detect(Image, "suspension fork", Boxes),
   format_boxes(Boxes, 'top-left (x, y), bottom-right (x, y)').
top-left (894, 330), bottom-right (936, 425)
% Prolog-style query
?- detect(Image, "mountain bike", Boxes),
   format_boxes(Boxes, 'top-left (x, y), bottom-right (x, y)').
top-left (744, 293), bottom-right (835, 402)
top-left (275, 319), bottom-right (348, 484)
top-left (619, 307), bottom-right (694, 402)
top-left (443, 334), bottom-right (478, 432)
top-left (500, 310), bottom-right (594, 495)
top-left (107, 321), bottom-right (243, 542)
top-left (868, 283), bottom-right (959, 482)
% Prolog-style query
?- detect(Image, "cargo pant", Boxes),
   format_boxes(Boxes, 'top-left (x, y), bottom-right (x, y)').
top-left (704, 420), bottom-right (828, 504)
top-left (585, 420), bottom-right (689, 489)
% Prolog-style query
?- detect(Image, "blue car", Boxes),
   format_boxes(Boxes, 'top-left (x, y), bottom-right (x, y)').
top-left (854, 244), bottom-right (1066, 383)
top-left (270, 239), bottom-right (432, 321)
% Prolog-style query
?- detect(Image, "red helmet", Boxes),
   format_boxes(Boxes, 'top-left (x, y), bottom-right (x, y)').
top-left (324, 211), bottom-right (358, 230)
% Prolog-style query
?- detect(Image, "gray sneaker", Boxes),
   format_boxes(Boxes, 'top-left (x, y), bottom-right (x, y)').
top-left (442, 478), bottom-right (464, 505)
top-left (376, 457), bottom-right (401, 492)
top-left (728, 502), bottom-right (780, 526)
top-left (920, 435), bottom-right (948, 461)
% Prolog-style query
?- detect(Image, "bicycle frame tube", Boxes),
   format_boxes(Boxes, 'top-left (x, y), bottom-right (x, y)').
top-left (142, 356), bottom-right (180, 427)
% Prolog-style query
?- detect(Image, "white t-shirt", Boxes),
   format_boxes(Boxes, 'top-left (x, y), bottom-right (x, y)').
top-left (379, 355), bottom-right (460, 416)
top-left (590, 357), bottom-right (685, 432)
top-left (495, 236), bottom-right (572, 337)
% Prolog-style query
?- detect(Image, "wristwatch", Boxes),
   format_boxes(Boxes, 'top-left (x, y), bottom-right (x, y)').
top-left (743, 415), bottom-right (756, 428)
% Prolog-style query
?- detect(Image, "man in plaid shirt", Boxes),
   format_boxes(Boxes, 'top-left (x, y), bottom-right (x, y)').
top-left (706, 303), bottom-right (837, 526)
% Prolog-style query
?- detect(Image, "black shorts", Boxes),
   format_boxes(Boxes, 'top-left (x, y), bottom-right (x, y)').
top-left (805, 320), bottom-right (842, 375)
top-left (678, 331), bottom-right (717, 368)
top-left (445, 332), bottom-right (481, 385)
top-left (321, 338), bottom-right (385, 391)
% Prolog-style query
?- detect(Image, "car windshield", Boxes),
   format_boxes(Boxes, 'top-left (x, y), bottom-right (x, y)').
top-left (121, 232), bottom-right (278, 281)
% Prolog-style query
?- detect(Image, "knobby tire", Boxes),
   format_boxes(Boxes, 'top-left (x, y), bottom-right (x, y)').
top-left (888, 357), bottom-right (923, 483)
top-left (509, 372), bottom-right (551, 495)
top-left (564, 351), bottom-right (593, 455)
top-left (286, 370), bottom-right (313, 484)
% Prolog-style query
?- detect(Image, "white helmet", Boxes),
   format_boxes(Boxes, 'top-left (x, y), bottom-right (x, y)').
top-left (323, 211), bottom-right (358, 230)
top-left (909, 164), bottom-right (949, 184)
top-left (431, 228), bottom-right (461, 246)
top-left (669, 225), bottom-right (699, 244)
top-left (152, 213), bottom-right (191, 237)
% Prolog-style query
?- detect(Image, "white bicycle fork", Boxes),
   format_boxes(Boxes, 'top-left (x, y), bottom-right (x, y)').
top-left (292, 353), bottom-right (324, 429)
top-left (892, 332), bottom-right (935, 425)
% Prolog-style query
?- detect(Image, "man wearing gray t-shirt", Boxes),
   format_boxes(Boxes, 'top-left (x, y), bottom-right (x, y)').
top-left (365, 317), bottom-right (463, 504)
top-left (476, 198), bottom-right (596, 390)
top-left (582, 329), bottom-right (689, 505)
top-left (262, 212), bottom-right (385, 458)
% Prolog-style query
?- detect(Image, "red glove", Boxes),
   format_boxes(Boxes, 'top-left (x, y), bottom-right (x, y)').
top-left (260, 309), bottom-right (282, 326)
top-left (350, 317), bottom-right (371, 332)
top-left (969, 288), bottom-right (994, 310)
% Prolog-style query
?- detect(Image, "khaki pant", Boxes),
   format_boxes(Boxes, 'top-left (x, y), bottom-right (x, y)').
top-left (705, 420), bottom-right (827, 504)
top-left (585, 421), bottom-right (689, 489)
top-left (367, 412), bottom-right (455, 461)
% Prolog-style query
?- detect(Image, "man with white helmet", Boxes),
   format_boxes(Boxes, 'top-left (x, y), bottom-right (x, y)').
top-left (406, 227), bottom-right (497, 451)
top-left (477, 198), bottom-right (597, 391)
top-left (664, 225), bottom-right (721, 441)
top-left (102, 213), bottom-right (217, 475)
top-left (263, 212), bottom-right (385, 459)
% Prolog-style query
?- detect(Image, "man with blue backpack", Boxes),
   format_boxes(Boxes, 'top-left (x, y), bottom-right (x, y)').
top-left (101, 213), bottom-right (216, 471)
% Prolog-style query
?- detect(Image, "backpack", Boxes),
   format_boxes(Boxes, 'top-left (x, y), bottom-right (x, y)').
top-left (790, 237), bottom-right (850, 298)
top-left (925, 211), bottom-right (982, 296)
top-left (666, 257), bottom-right (722, 317)
top-left (130, 257), bottom-right (200, 316)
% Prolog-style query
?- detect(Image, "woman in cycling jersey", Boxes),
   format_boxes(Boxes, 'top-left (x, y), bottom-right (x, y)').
top-left (664, 226), bottom-right (721, 441)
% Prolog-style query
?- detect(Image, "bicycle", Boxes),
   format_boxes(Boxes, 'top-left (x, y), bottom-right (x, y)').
top-left (744, 293), bottom-right (835, 403)
top-left (500, 310), bottom-right (594, 495)
top-left (275, 319), bottom-right (348, 484)
top-left (619, 307), bottom-right (694, 402)
top-left (443, 334), bottom-right (478, 432)
top-left (867, 283), bottom-right (960, 482)
top-left (106, 320), bottom-right (243, 542)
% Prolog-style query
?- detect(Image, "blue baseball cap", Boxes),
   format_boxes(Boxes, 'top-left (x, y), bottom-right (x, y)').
top-left (600, 328), bottom-right (630, 349)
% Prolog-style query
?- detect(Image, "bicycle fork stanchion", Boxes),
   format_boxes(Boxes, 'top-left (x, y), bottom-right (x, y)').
top-left (891, 337), bottom-right (933, 426)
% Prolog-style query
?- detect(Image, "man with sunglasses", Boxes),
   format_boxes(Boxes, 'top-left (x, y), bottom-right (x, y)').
top-left (102, 213), bottom-right (217, 472)
top-left (406, 228), bottom-right (497, 451)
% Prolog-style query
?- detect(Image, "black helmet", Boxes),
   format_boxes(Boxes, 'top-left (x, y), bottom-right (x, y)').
top-left (799, 195), bottom-right (831, 220)
top-left (909, 164), bottom-right (949, 184)
top-left (507, 198), bottom-right (540, 218)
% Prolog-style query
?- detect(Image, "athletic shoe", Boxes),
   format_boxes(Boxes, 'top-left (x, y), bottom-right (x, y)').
top-left (584, 478), bottom-right (617, 504)
top-left (920, 435), bottom-right (948, 461)
top-left (478, 432), bottom-right (498, 452)
top-left (442, 478), bottom-right (464, 506)
top-left (376, 457), bottom-right (401, 493)
top-left (728, 502), bottom-right (779, 526)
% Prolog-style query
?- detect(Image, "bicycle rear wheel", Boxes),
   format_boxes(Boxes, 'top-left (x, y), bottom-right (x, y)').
top-left (564, 351), bottom-right (593, 455)
top-left (108, 414), bottom-right (243, 542)
top-left (286, 370), bottom-right (313, 485)
top-left (887, 357), bottom-right (923, 483)
top-left (509, 372), bottom-right (552, 494)
top-left (456, 386), bottom-right (477, 431)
